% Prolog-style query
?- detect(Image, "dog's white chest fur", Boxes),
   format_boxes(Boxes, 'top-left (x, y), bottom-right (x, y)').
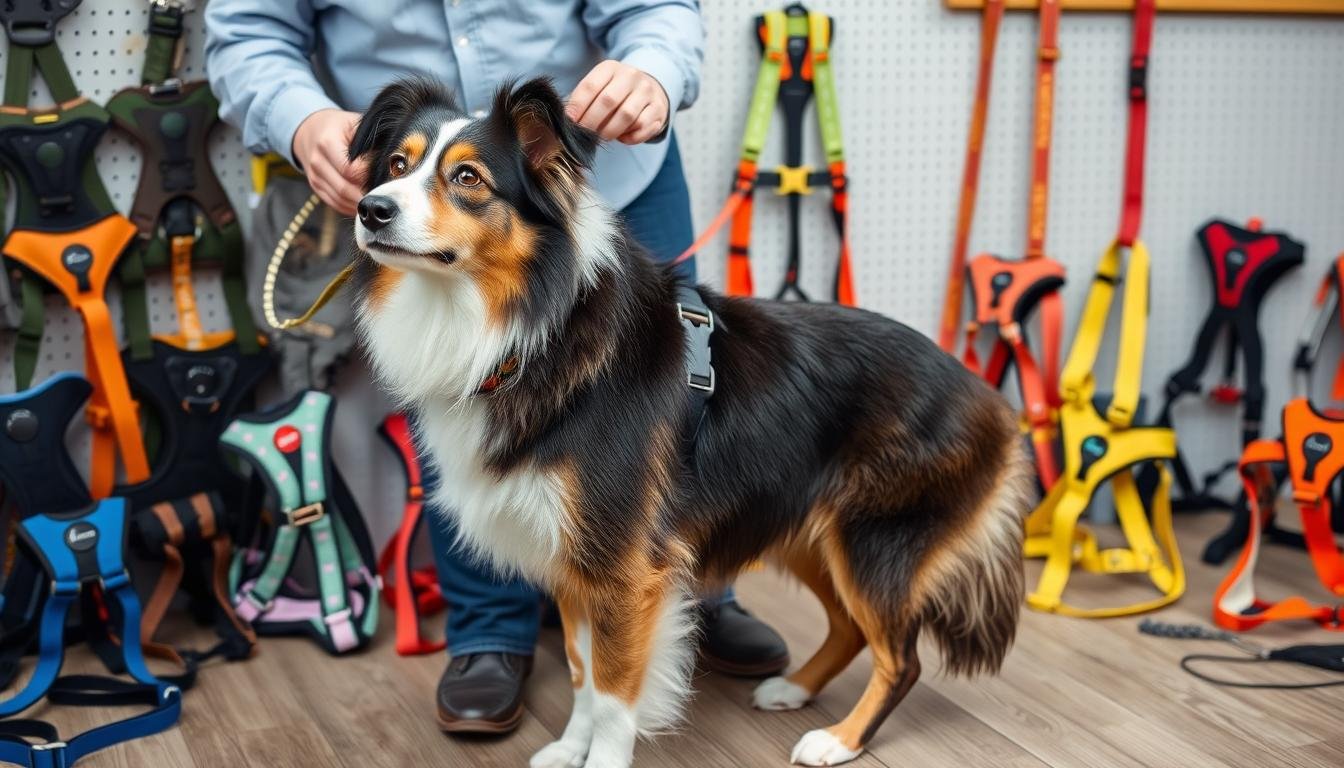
top-left (416, 401), bottom-right (570, 583)
top-left (358, 270), bottom-right (572, 584)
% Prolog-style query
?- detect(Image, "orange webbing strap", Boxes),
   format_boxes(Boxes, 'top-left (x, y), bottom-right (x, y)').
top-left (1025, 0), bottom-right (1061, 259)
top-left (939, 0), bottom-right (1006, 352)
top-left (1330, 256), bottom-right (1344, 401)
top-left (3, 216), bottom-right (149, 496)
top-left (1213, 426), bottom-right (1344, 632)
top-left (829, 159), bottom-right (854, 306)
top-left (673, 160), bottom-right (756, 283)
top-left (169, 234), bottom-right (206, 349)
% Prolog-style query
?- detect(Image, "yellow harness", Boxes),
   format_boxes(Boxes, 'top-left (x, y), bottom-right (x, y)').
top-left (1024, 241), bottom-right (1184, 617)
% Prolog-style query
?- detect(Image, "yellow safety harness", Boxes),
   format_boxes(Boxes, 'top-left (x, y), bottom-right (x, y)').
top-left (1023, 0), bottom-right (1183, 618)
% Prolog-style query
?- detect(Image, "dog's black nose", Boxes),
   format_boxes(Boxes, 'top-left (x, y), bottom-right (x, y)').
top-left (358, 195), bottom-right (399, 231)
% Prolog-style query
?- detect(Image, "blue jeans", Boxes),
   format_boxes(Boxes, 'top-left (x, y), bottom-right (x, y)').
top-left (428, 137), bottom-right (730, 657)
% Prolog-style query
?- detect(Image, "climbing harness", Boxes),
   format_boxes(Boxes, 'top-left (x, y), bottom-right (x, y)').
top-left (130, 490), bottom-right (258, 675)
top-left (108, 0), bottom-right (259, 361)
top-left (224, 391), bottom-right (380, 654)
top-left (0, 374), bottom-right (94, 689)
top-left (1213, 398), bottom-right (1344, 633)
top-left (1139, 619), bottom-right (1344, 689)
top-left (0, 498), bottom-right (182, 768)
top-left (0, 0), bottom-right (149, 498)
top-left (938, 0), bottom-right (1066, 489)
top-left (675, 3), bottom-right (853, 304)
top-left (1024, 0), bottom-right (1184, 617)
top-left (376, 412), bottom-right (446, 656)
top-left (1146, 219), bottom-right (1303, 518)
top-left (249, 167), bottom-right (358, 393)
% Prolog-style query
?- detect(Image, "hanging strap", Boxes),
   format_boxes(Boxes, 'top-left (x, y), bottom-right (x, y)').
top-left (807, 11), bottom-right (853, 305)
top-left (938, 0), bottom-right (1005, 352)
top-left (1117, 0), bottom-right (1155, 248)
top-left (142, 0), bottom-right (186, 86)
top-left (1025, 0), bottom-right (1061, 259)
top-left (376, 413), bottom-right (446, 656)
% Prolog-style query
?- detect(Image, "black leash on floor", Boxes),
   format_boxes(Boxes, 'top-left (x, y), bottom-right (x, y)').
top-left (1138, 619), bottom-right (1344, 689)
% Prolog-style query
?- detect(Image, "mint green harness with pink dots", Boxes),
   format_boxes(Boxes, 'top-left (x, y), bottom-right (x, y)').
top-left (222, 391), bottom-right (380, 654)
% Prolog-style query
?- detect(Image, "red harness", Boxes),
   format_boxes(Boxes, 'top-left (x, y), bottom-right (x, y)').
top-left (941, 0), bottom-right (1067, 489)
top-left (376, 412), bottom-right (447, 655)
top-left (1214, 398), bottom-right (1344, 631)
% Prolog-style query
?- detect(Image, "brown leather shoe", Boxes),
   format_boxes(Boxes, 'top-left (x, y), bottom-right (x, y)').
top-left (436, 652), bottom-right (532, 735)
top-left (699, 601), bottom-right (790, 678)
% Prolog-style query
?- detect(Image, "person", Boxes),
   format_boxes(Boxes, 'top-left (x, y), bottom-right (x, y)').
top-left (204, 0), bottom-right (790, 736)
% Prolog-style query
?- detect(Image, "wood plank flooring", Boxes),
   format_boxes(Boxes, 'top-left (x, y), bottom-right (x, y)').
top-left (7, 513), bottom-right (1344, 767)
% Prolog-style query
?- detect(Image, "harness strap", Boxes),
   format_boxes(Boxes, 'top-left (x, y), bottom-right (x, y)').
top-left (1117, 0), bottom-right (1155, 248)
top-left (939, 0), bottom-right (1005, 352)
top-left (223, 392), bottom-right (379, 654)
top-left (1025, 0), bottom-right (1061, 259)
top-left (0, 498), bottom-right (182, 765)
top-left (142, 0), bottom-right (186, 86)
top-left (807, 11), bottom-right (853, 305)
top-left (376, 413), bottom-right (446, 656)
top-left (1214, 401), bottom-right (1344, 632)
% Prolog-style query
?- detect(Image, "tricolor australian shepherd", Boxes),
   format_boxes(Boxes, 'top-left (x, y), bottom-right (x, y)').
top-left (349, 77), bottom-right (1030, 768)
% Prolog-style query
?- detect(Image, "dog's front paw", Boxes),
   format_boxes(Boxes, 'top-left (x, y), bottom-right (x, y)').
top-left (752, 676), bottom-right (811, 711)
top-left (531, 740), bottom-right (587, 768)
top-left (790, 729), bottom-right (863, 766)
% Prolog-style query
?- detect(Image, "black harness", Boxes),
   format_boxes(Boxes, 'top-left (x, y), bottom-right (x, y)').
top-left (1140, 220), bottom-right (1302, 561)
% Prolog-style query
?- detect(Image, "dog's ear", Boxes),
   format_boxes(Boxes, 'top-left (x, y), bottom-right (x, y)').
top-left (349, 77), bottom-right (457, 171)
top-left (491, 77), bottom-right (598, 179)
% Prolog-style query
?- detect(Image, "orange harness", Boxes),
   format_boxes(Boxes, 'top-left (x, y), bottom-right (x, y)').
top-left (0, 23), bottom-right (148, 496)
top-left (1214, 398), bottom-right (1344, 631)
top-left (940, 0), bottom-right (1066, 489)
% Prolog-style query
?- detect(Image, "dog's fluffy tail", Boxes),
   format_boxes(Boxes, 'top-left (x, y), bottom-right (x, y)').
top-left (917, 444), bottom-right (1032, 677)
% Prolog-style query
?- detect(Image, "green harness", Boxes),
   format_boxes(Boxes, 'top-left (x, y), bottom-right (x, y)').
top-left (106, 0), bottom-right (257, 360)
top-left (223, 391), bottom-right (380, 654)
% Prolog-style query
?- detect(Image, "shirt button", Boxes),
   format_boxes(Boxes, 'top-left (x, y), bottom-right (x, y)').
top-left (457, 36), bottom-right (469, 47)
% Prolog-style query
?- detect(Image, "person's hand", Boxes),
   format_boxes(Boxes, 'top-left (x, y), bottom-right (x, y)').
top-left (565, 60), bottom-right (670, 145)
top-left (292, 108), bottom-right (368, 217)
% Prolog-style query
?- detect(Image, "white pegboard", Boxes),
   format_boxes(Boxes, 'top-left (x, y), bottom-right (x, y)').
top-left (4, 2), bottom-right (1344, 542)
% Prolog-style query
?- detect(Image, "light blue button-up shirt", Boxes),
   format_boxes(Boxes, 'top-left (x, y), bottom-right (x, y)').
top-left (204, 0), bottom-right (704, 209)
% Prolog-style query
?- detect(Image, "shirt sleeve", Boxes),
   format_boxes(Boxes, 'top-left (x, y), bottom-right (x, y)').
top-left (583, 1), bottom-right (705, 133)
top-left (203, 0), bottom-right (338, 165)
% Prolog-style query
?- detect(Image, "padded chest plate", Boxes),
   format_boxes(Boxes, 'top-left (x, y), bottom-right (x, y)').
top-left (0, 373), bottom-right (91, 514)
top-left (107, 80), bottom-right (237, 242)
top-left (1199, 220), bottom-right (1305, 310)
top-left (967, 254), bottom-right (1065, 326)
top-left (0, 103), bottom-right (115, 232)
top-left (1283, 399), bottom-right (1344, 503)
top-left (119, 338), bottom-right (273, 508)
top-left (0, 0), bottom-right (81, 47)
top-left (17, 498), bottom-right (127, 587)
top-left (221, 391), bottom-right (334, 514)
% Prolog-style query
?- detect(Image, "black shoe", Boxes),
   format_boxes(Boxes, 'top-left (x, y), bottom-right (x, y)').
top-left (699, 600), bottom-right (789, 678)
top-left (436, 652), bottom-right (532, 735)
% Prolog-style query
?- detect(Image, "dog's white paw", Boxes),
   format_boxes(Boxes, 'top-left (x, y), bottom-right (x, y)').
top-left (752, 676), bottom-right (811, 711)
top-left (530, 740), bottom-right (587, 768)
top-left (790, 729), bottom-right (864, 766)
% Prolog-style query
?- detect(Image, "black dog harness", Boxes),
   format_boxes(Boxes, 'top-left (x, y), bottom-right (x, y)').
top-left (1151, 219), bottom-right (1304, 523)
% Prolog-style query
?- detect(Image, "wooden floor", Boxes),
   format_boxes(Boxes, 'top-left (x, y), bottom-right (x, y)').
top-left (10, 513), bottom-right (1344, 768)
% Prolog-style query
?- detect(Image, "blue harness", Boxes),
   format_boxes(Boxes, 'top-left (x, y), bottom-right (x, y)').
top-left (0, 498), bottom-right (182, 768)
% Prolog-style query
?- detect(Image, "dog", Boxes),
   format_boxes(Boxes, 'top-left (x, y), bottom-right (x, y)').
top-left (348, 76), bottom-right (1031, 768)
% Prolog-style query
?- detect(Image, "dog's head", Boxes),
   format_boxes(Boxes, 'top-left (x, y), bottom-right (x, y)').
top-left (349, 77), bottom-right (600, 282)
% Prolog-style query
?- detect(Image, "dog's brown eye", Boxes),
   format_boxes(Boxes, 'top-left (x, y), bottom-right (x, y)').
top-left (454, 167), bottom-right (481, 187)
top-left (388, 154), bottom-right (409, 178)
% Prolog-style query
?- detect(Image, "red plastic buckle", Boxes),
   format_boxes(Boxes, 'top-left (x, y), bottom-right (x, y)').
top-left (1210, 384), bottom-right (1242, 405)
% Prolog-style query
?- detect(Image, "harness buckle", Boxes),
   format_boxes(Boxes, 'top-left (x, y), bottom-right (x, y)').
top-left (286, 502), bottom-right (325, 527)
top-left (1129, 56), bottom-right (1148, 101)
top-left (244, 592), bottom-right (274, 614)
top-left (322, 608), bottom-right (353, 627)
top-left (775, 165), bottom-right (814, 196)
top-left (678, 299), bottom-right (715, 395)
top-left (148, 78), bottom-right (185, 97)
